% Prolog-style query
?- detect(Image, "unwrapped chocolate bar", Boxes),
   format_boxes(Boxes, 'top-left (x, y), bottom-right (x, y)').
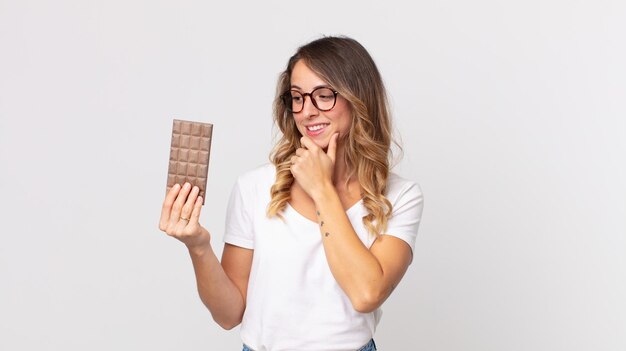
top-left (166, 119), bottom-right (213, 204)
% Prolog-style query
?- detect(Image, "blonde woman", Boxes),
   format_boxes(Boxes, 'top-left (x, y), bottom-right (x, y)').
top-left (159, 36), bottom-right (424, 351)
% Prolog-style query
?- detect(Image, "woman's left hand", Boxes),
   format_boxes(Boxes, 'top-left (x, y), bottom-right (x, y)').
top-left (290, 133), bottom-right (339, 198)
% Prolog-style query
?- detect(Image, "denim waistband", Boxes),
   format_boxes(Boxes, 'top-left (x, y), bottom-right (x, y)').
top-left (357, 338), bottom-right (377, 351)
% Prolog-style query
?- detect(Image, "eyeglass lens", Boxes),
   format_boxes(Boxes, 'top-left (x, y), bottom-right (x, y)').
top-left (285, 87), bottom-right (336, 113)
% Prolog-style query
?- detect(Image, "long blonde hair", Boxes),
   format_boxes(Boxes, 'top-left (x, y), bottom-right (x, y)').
top-left (267, 36), bottom-right (399, 236)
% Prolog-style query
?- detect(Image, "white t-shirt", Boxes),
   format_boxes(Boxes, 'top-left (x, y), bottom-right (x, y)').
top-left (223, 163), bottom-right (424, 351)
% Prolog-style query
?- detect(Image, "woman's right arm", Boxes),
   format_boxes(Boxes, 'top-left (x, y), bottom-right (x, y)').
top-left (159, 182), bottom-right (252, 330)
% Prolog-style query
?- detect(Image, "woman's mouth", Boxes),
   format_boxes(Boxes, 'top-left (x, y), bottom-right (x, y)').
top-left (305, 123), bottom-right (329, 136)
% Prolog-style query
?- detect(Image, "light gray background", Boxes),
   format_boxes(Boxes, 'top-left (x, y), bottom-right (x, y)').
top-left (1, 0), bottom-right (625, 350)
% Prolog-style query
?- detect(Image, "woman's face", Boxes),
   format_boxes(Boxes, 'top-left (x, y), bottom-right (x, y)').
top-left (290, 60), bottom-right (351, 150)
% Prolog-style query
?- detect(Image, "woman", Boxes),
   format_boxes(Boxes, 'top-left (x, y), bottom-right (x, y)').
top-left (159, 36), bottom-right (424, 351)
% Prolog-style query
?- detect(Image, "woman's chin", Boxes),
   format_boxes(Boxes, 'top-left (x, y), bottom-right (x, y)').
top-left (315, 139), bottom-right (330, 150)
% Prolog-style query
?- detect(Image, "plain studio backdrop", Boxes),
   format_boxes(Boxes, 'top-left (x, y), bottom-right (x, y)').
top-left (1, 1), bottom-right (625, 350)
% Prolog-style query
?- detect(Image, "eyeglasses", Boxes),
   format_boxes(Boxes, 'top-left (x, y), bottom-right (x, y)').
top-left (281, 87), bottom-right (339, 113)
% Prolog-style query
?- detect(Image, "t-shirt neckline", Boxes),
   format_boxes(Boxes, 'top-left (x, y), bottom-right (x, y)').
top-left (286, 199), bottom-right (363, 225)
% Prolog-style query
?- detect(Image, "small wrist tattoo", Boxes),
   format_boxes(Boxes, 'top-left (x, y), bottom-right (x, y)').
top-left (325, 232), bottom-right (330, 237)
top-left (320, 220), bottom-right (324, 227)
top-left (316, 210), bottom-right (320, 216)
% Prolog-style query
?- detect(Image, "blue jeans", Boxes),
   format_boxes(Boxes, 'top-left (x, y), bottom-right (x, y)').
top-left (242, 339), bottom-right (377, 351)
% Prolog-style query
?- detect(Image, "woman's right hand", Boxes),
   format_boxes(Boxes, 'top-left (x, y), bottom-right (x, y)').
top-left (159, 182), bottom-right (211, 255)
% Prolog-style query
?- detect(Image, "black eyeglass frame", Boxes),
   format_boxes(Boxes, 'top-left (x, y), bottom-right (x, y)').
top-left (281, 87), bottom-right (340, 113)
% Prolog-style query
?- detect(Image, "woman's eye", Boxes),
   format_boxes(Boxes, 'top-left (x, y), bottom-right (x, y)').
top-left (292, 96), bottom-right (302, 102)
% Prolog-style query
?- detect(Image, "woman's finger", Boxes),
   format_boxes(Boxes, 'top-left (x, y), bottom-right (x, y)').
top-left (326, 133), bottom-right (339, 163)
top-left (300, 136), bottom-right (318, 151)
top-left (190, 196), bottom-right (203, 225)
top-left (170, 182), bottom-right (192, 227)
top-left (159, 183), bottom-right (181, 231)
top-left (180, 186), bottom-right (200, 224)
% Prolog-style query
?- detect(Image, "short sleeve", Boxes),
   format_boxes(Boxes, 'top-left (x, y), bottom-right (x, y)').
top-left (223, 178), bottom-right (255, 249)
top-left (383, 181), bottom-right (424, 257)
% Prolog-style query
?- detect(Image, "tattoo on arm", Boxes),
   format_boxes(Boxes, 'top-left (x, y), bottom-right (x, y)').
top-left (317, 210), bottom-right (329, 237)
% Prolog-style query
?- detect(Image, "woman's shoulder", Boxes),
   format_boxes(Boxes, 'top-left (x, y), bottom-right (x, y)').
top-left (385, 172), bottom-right (423, 204)
top-left (235, 163), bottom-right (276, 190)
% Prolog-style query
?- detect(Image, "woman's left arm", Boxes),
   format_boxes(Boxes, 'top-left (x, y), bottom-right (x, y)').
top-left (312, 184), bottom-right (412, 313)
top-left (291, 135), bottom-right (413, 313)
